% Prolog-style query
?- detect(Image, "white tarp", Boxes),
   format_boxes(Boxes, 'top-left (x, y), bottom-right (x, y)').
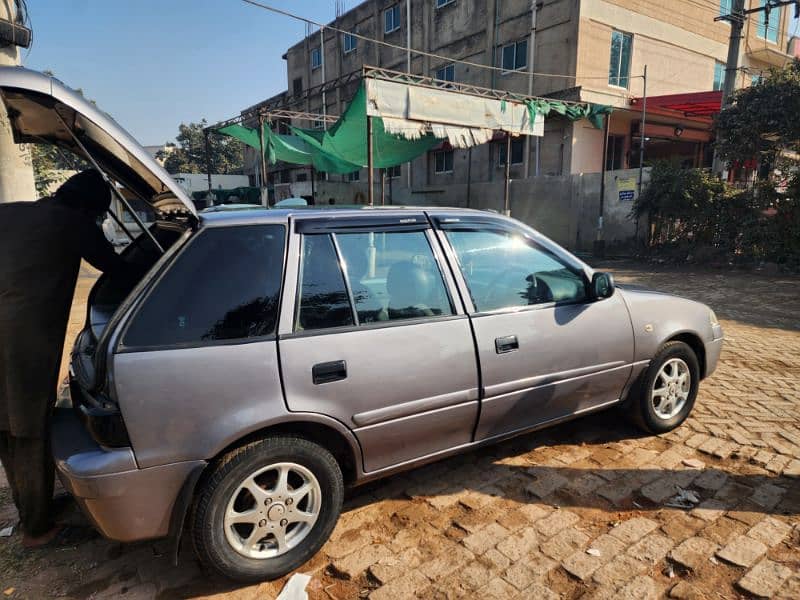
top-left (365, 78), bottom-right (544, 148)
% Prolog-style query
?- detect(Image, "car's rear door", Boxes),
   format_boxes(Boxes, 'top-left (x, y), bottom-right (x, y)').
top-left (278, 214), bottom-right (479, 473)
top-left (431, 214), bottom-right (634, 441)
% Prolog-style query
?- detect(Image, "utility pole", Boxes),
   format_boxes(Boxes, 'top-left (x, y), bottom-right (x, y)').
top-left (0, 1), bottom-right (35, 203)
top-left (714, 0), bottom-right (797, 174)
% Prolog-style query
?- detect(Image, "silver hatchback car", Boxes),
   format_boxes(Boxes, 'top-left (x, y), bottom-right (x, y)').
top-left (1, 68), bottom-right (723, 582)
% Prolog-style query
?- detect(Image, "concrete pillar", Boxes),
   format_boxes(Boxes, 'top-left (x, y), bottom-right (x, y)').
top-left (0, 0), bottom-right (35, 203)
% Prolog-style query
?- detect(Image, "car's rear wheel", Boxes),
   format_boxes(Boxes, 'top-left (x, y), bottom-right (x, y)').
top-left (628, 341), bottom-right (699, 434)
top-left (191, 436), bottom-right (343, 582)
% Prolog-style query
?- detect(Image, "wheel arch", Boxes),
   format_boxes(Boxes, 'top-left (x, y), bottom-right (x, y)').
top-left (207, 418), bottom-right (362, 486)
top-left (665, 331), bottom-right (706, 379)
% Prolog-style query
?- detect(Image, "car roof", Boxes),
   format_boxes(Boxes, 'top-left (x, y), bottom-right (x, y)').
top-left (198, 205), bottom-right (499, 227)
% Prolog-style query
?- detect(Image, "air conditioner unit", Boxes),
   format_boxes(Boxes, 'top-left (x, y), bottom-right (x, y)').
top-left (0, 18), bottom-right (31, 49)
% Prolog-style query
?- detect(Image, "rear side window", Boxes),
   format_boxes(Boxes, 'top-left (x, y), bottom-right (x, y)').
top-left (295, 229), bottom-right (454, 332)
top-left (295, 234), bottom-right (354, 331)
top-left (123, 225), bottom-right (285, 348)
top-left (337, 231), bottom-right (453, 322)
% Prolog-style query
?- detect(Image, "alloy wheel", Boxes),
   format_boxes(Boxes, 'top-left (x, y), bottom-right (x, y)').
top-left (223, 462), bottom-right (321, 559)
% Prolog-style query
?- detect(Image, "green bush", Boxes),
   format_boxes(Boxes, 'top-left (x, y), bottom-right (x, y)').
top-left (632, 161), bottom-right (800, 268)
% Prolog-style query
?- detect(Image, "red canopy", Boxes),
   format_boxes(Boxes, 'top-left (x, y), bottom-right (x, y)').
top-left (630, 90), bottom-right (722, 117)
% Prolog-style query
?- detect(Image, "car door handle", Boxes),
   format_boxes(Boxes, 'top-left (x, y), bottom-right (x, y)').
top-left (312, 360), bottom-right (347, 384)
top-left (495, 335), bottom-right (519, 354)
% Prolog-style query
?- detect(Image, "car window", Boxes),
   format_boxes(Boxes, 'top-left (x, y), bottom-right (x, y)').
top-left (123, 225), bottom-right (285, 348)
top-left (445, 229), bottom-right (587, 312)
top-left (295, 234), bottom-right (354, 331)
top-left (336, 230), bottom-right (454, 322)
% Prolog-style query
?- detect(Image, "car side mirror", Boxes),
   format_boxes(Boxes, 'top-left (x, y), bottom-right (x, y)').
top-left (591, 272), bottom-right (615, 300)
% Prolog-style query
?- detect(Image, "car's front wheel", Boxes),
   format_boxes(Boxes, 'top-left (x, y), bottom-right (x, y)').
top-left (191, 436), bottom-right (343, 582)
top-left (629, 341), bottom-right (700, 434)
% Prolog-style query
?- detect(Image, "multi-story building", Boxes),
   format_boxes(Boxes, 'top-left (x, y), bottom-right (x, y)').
top-left (241, 0), bottom-right (794, 196)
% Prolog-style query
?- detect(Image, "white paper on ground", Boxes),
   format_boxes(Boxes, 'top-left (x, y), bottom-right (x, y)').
top-left (275, 573), bottom-right (312, 600)
top-left (0, 526), bottom-right (13, 537)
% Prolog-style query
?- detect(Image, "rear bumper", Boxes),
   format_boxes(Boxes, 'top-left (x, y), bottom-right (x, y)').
top-left (52, 407), bottom-right (205, 542)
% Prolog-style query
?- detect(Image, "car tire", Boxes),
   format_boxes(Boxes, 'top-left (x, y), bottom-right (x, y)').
top-left (191, 436), bottom-right (343, 582)
top-left (628, 341), bottom-right (700, 434)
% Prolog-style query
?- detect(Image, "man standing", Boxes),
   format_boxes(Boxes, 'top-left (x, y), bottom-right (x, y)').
top-left (0, 169), bottom-right (126, 547)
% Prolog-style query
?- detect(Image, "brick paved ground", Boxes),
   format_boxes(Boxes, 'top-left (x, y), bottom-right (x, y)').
top-left (0, 261), bottom-right (798, 599)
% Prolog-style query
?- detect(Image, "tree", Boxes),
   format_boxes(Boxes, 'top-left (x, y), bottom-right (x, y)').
top-left (159, 120), bottom-right (243, 175)
top-left (715, 60), bottom-right (800, 174)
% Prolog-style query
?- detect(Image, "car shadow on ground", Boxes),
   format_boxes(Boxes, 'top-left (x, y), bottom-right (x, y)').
top-left (345, 411), bottom-right (799, 519)
top-left (15, 412), bottom-right (795, 599)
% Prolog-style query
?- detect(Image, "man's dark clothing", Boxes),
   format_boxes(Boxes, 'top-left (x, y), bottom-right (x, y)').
top-left (0, 190), bottom-right (124, 536)
top-left (0, 435), bottom-right (54, 536)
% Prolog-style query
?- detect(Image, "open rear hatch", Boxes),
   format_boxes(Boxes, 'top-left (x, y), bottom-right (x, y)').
top-left (0, 67), bottom-right (198, 430)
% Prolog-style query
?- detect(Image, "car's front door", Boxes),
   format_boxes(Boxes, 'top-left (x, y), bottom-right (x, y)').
top-left (432, 215), bottom-right (635, 441)
top-left (278, 215), bottom-right (479, 473)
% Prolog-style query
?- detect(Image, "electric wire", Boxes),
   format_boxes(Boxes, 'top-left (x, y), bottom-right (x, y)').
top-left (240, 0), bottom-right (643, 81)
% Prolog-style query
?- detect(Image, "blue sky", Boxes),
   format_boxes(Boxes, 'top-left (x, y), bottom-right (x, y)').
top-left (23, 0), bottom-right (338, 145)
top-left (21, 2), bottom-right (800, 146)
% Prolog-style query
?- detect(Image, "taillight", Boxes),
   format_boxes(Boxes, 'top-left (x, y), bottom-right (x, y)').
top-left (69, 378), bottom-right (131, 448)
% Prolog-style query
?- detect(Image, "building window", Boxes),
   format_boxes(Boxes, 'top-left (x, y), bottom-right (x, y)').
top-left (501, 40), bottom-right (528, 72)
top-left (386, 165), bottom-right (401, 178)
top-left (605, 135), bottom-right (625, 170)
top-left (296, 173), bottom-right (308, 182)
top-left (313, 119), bottom-right (325, 130)
top-left (713, 61), bottom-right (725, 91)
top-left (434, 150), bottom-right (454, 173)
top-left (435, 63), bottom-right (455, 82)
top-left (718, 0), bottom-right (732, 17)
top-left (343, 32), bottom-right (357, 54)
top-left (498, 138), bottom-right (524, 166)
top-left (292, 77), bottom-right (303, 96)
top-left (435, 0), bottom-right (455, 8)
top-left (311, 47), bottom-right (322, 70)
top-left (385, 5), bottom-right (401, 33)
top-left (751, 73), bottom-right (762, 86)
top-left (756, 1), bottom-right (780, 43)
top-left (347, 170), bottom-right (360, 182)
top-left (608, 30), bottom-right (633, 88)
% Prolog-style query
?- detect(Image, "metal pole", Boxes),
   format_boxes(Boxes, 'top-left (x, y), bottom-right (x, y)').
top-left (311, 166), bottom-right (316, 204)
top-left (713, 0), bottom-right (746, 175)
top-left (466, 146), bottom-right (472, 208)
top-left (595, 113), bottom-right (610, 257)
top-left (56, 113), bottom-right (164, 253)
top-left (406, 0), bottom-right (411, 72)
top-left (367, 116), bottom-right (375, 206)
top-left (380, 168), bottom-right (386, 205)
top-left (504, 134), bottom-right (511, 215)
top-left (524, 0), bottom-right (539, 178)
top-left (204, 129), bottom-right (212, 192)
top-left (258, 114), bottom-right (269, 207)
top-left (637, 64), bottom-right (647, 199)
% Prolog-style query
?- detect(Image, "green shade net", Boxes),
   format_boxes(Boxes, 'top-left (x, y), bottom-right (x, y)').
top-left (218, 83), bottom-right (614, 174)
top-left (292, 83), bottom-right (442, 169)
top-left (218, 124), bottom-right (361, 174)
top-left (524, 99), bottom-right (613, 129)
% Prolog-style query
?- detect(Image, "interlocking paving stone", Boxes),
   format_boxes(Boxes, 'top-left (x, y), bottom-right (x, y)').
top-left (716, 535), bottom-right (768, 567)
top-left (747, 516), bottom-right (793, 547)
top-left (669, 536), bottom-right (719, 571)
top-left (368, 569), bottom-right (430, 600)
top-left (737, 559), bottom-right (793, 598)
top-left (627, 532), bottom-right (674, 564)
top-left (534, 509), bottom-right (580, 537)
top-left (461, 522), bottom-right (509, 555)
top-left (608, 517), bottom-right (659, 544)
top-left (539, 526), bottom-right (589, 561)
